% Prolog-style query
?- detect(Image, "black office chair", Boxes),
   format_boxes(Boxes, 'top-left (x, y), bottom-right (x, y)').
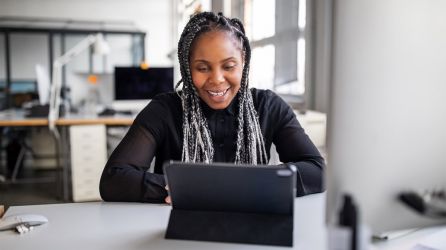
top-left (2, 128), bottom-right (59, 184)
top-left (4, 128), bottom-right (28, 182)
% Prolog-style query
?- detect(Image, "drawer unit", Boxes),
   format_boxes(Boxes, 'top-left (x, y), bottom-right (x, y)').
top-left (69, 124), bottom-right (107, 202)
top-left (295, 110), bottom-right (327, 148)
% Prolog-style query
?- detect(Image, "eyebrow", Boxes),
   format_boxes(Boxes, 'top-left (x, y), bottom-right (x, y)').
top-left (192, 57), bottom-right (238, 64)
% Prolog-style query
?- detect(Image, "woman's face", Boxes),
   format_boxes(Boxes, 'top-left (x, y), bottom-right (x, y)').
top-left (189, 30), bottom-right (244, 110)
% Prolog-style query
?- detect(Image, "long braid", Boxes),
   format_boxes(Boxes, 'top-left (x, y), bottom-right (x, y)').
top-left (177, 12), bottom-right (268, 165)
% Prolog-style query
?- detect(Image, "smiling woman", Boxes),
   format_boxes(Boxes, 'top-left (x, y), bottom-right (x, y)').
top-left (176, 12), bottom-right (267, 165)
top-left (99, 12), bottom-right (325, 203)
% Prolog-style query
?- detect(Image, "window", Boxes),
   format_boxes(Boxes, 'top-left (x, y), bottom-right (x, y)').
top-left (244, 0), bottom-right (306, 98)
top-left (250, 45), bottom-right (275, 90)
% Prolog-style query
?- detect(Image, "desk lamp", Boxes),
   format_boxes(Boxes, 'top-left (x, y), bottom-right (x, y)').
top-left (48, 33), bottom-right (110, 137)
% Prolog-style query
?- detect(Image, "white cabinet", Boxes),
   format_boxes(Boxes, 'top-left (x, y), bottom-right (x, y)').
top-left (69, 125), bottom-right (107, 202)
top-left (270, 110), bottom-right (327, 165)
top-left (295, 110), bottom-right (327, 149)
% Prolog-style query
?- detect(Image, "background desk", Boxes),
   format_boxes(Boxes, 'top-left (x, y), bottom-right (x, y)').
top-left (0, 110), bottom-right (134, 202)
top-left (0, 111), bottom-right (134, 127)
top-left (0, 194), bottom-right (326, 250)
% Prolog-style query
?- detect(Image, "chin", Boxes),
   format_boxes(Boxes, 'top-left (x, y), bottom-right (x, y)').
top-left (207, 101), bottom-right (230, 110)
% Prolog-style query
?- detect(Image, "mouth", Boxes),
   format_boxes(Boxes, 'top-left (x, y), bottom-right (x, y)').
top-left (206, 88), bottom-right (230, 97)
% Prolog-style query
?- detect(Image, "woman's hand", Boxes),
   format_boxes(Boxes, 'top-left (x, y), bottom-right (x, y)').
top-left (165, 185), bottom-right (171, 204)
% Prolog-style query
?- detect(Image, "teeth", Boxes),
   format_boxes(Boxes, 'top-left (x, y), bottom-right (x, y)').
top-left (208, 89), bottom-right (228, 97)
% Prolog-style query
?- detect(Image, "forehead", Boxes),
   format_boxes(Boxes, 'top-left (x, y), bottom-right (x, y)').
top-left (190, 30), bottom-right (243, 59)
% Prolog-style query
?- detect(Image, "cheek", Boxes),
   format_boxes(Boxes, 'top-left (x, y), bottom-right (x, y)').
top-left (229, 70), bottom-right (243, 87)
top-left (191, 71), bottom-right (206, 89)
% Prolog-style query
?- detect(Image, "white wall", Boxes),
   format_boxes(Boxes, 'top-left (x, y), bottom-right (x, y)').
top-left (9, 33), bottom-right (49, 79)
top-left (0, 0), bottom-right (173, 105)
top-left (310, 0), bottom-right (332, 114)
top-left (0, 0), bottom-right (173, 66)
top-left (0, 34), bottom-right (5, 78)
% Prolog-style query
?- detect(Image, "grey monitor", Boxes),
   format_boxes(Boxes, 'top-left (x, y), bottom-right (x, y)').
top-left (326, 0), bottom-right (446, 234)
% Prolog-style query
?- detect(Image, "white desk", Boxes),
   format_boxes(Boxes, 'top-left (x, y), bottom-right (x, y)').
top-left (1, 193), bottom-right (445, 250)
top-left (1, 194), bottom-right (325, 250)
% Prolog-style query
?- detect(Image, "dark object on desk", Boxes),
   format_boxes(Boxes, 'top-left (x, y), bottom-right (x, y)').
top-left (12, 93), bottom-right (38, 108)
top-left (399, 190), bottom-right (446, 218)
top-left (98, 108), bottom-right (116, 116)
top-left (98, 108), bottom-right (133, 117)
top-left (163, 161), bottom-right (296, 247)
top-left (24, 104), bottom-right (65, 118)
top-left (339, 194), bottom-right (358, 250)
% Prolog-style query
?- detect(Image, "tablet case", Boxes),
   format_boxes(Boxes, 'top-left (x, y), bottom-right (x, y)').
top-left (163, 161), bottom-right (296, 246)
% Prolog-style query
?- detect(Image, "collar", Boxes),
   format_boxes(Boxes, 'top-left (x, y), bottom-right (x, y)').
top-left (200, 94), bottom-right (238, 117)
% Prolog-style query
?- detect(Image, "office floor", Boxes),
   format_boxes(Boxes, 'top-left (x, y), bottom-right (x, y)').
top-left (0, 169), bottom-right (63, 210)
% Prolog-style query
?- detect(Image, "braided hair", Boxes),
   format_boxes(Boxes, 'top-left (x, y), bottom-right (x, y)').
top-left (176, 12), bottom-right (268, 164)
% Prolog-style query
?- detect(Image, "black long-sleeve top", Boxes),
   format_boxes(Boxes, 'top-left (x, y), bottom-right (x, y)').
top-left (100, 88), bottom-right (325, 203)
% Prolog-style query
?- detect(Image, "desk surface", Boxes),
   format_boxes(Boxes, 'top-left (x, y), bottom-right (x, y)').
top-left (1, 193), bottom-right (445, 250)
top-left (1, 194), bottom-right (327, 250)
top-left (0, 110), bottom-right (134, 127)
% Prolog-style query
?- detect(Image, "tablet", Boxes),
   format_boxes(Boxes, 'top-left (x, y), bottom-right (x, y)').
top-left (163, 161), bottom-right (296, 215)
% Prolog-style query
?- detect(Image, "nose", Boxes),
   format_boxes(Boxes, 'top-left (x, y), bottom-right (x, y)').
top-left (209, 69), bottom-right (225, 84)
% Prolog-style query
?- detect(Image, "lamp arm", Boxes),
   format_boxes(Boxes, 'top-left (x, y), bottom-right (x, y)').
top-left (48, 34), bottom-right (99, 134)
top-left (53, 34), bottom-right (98, 66)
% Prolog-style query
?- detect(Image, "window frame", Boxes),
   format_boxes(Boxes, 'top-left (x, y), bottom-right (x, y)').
top-left (243, 0), bottom-right (310, 111)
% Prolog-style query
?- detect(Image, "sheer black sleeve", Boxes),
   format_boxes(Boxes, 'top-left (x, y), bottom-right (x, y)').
top-left (266, 91), bottom-right (325, 196)
top-left (99, 122), bottom-right (168, 203)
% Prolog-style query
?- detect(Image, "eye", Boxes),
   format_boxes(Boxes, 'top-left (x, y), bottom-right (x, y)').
top-left (223, 63), bottom-right (237, 71)
top-left (196, 65), bottom-right (209, 72)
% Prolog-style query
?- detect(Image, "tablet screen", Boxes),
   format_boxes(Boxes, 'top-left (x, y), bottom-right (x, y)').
top-left (163, 161), bottom-right (296, 215)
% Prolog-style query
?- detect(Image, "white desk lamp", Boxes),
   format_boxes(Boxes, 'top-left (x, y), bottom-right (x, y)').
top-left (48, 33), bottom-right (110, 137)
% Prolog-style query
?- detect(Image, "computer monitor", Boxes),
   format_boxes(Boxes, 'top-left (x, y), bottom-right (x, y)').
top-left (326, 1), bottom-right (446, 234)
top-left (112, 66), bottom-right (174, 112)
top-left (0, 80), bottom-right (38, 108)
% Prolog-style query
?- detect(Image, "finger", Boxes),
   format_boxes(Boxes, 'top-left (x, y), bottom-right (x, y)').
top-left (165, 196), bottom-right (171, 204)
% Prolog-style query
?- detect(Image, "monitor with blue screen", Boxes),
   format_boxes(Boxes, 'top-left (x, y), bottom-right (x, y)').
top-left (0, 80), bottom-right (38, 108)
top-left (112, 67), bottom-right (174, 112)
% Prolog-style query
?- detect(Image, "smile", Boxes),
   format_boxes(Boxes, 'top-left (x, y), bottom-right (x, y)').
top-left (207, 88), bottom-right (229, 97)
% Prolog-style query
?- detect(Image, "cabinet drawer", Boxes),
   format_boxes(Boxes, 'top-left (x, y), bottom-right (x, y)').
top-left (72, 185), bottom-right (101, 202)
top-left (72, 176), bottom-right (100, 189)
top-left (72, 174), bottom-right (101, 201)
top-left (71, 164), bottom-right (103, 178)
top-left (71, 142), bottom-right (106, 157)
top-left (70, 125), bottom-right (106, 142)
top-left (71, 152), bottom-right (106, 167)
top-left (70, 126), bottom-right (106, 156)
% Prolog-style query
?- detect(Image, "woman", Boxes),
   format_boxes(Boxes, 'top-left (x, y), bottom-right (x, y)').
top-left (99, 12), bottom-right (325, 203)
